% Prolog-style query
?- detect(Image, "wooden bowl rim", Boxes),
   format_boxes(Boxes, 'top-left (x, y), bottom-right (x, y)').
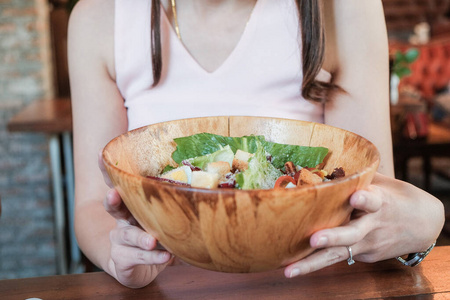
top-left (103, 116), bottom-right (380, 195)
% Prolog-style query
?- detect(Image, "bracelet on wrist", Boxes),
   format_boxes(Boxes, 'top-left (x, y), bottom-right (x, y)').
top-left (396, 241), bottom-right (436, 267)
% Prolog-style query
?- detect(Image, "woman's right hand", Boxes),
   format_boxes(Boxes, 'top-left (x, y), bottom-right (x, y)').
top-left (99, 153), bottom-right (172, 288)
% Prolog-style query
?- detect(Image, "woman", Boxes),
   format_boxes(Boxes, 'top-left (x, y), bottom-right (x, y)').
top-left (68, 0), bottom-right (445, 288)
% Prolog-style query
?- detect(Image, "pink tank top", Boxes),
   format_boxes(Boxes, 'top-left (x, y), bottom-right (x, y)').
top-left (115, 0), bottom-right (331, 130)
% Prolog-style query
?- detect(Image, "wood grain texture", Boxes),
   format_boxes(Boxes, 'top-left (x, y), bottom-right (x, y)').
top-left (7, 98), bottom-right (72, 133)
top-left (102, 116), bottom-right (380, 272)
top-left (2, 246), bottom-right (449, 300)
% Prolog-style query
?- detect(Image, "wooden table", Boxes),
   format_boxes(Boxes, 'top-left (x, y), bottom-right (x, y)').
top-left (7, 98), bottom-right (72, 133)
top-left (7, 98), bottom-right (80, 275)
top-left (1, 246), bottom-right (449, 299)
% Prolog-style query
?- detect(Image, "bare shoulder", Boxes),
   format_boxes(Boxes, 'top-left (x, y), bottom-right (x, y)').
top-left (68, 0), bottom-right (115, 78)
top-left (322, 0), bottom-right (388, 74)
top-left (69, 0), bottom-right (114, 35)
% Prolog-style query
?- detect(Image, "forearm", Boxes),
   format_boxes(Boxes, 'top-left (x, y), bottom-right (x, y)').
top-left (398, 182), bottom-right (445, 251)
top-left (75, 200), bottom-right (116, 273)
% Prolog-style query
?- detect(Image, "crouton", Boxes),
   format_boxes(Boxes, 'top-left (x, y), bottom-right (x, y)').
top-left (206, 161), bottom-right (231, 181)
top-left (296, 168), bottom-right (323, 186)
top-left (191, 171), bottom-right (220, 189)
top-left (232, 150), bottom-right (254, 171)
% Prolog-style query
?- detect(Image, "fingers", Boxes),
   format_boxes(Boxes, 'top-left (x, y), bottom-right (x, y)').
top-left (100, 150), bottom-right (140, 225)
top-left (113, 220), bottom-right (156, 250)
top-left (284, 246), bottom-right (355, 278)
top-left (99, 150), bottom-right (171, 287)
top-left (287, 223), bottom-right (367, 278)
top-left (309, 221), bottom-right (369, 249)
top-left (350, 189), bottom-right (382, 213)
top-left (309, 190), bottom-right (382, 249)
top-left (110, 221), bottom-right (172, 266)
top-left (103, 189), bottom-right (133, 221)
top-left (285, 187), bottom-right (385, 278)
top-left (112, 246), bottom-right (172, 268)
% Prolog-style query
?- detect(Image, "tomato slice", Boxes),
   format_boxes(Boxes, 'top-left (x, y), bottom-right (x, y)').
top-left (274, 175), bottom-right (296, 188)
top-left (293, 170), bottom-right (301, 183)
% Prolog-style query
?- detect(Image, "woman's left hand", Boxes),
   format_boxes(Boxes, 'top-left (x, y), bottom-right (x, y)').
top-left (284, 173), bottom-right (445, 278)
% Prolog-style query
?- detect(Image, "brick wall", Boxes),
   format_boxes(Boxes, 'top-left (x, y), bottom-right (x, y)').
top-left (0, 0), bottom-right (56, 278)
top-left (383, 0), bottom-right (450, 36)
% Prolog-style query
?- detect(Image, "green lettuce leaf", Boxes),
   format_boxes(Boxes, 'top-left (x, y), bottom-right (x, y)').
top-left (172, 132), bottom-right (328, 169)
top-left (162, 165), bottom-right (175, 173)
top-left (172, 133), bottom-right (265, 163)
top-left (186, 145), bottom-right (234, 169)
top-left (236, 141), bottom-right (283, 190)
top-left (263, 141), bottom-right (328, 169)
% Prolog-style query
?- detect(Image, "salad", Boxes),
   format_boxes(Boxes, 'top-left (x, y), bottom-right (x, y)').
top-left (149, 133), bottom-right (345, 190)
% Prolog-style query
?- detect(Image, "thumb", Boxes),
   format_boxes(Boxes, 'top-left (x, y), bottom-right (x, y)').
top-left (98, 149), bottom-right (114, 188)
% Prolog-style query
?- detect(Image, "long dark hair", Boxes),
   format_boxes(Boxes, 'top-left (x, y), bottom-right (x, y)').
top-left (150, 0), bottom-right (336, 103)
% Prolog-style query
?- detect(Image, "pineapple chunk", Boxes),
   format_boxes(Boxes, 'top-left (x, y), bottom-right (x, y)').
top-left (191, 171), bottom-right (220, 189)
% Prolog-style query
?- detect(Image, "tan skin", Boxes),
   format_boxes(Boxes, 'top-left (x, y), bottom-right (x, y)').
top-left (68, 0), bottom-right (444, 288)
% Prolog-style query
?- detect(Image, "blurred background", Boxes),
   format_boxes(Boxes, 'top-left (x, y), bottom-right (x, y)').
top-left (0, 0), bottom-right (449, 279)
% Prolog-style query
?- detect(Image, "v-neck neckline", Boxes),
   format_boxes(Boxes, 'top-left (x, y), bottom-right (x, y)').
top-left (160, 0), bottom-right (263, 75)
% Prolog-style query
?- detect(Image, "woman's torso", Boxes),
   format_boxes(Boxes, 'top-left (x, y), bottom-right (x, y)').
top-left (115, 0), bottom-right (330, 130)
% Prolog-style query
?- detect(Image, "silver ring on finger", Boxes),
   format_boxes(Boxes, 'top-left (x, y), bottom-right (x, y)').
top-left (346, 246), bottom-right (355, 265)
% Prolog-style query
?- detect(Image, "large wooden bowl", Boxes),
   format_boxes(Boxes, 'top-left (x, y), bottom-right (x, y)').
top-left (102, 116), bottom-right (380, 273)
